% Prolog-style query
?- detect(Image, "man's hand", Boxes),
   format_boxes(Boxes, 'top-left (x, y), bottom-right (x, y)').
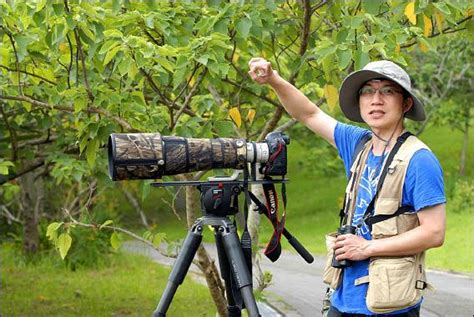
top-left (248, 57), bottom-right (278, 85)
top-left (333, 234), bottom-right (371, 262)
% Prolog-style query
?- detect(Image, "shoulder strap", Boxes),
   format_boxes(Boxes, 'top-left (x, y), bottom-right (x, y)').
top-left (351, 133), bottom-right (372, 168)
top-left (362, 131), bottom-right (413, 224)
top-left (339, 133), bottom-right (372, 224)
top-left (365, 205), bottom-right (412, 225)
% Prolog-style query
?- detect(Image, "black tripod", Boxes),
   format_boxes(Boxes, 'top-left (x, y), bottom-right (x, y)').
top-left (151, 172), bottom-right (313, 316)
top-left (152, 181), bottom-right (260, 317)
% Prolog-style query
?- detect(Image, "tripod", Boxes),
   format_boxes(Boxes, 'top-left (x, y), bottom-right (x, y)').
top-left (151, 171), bottom-right (313, 316)
top-left (152, 181), bottom-right (260, 317)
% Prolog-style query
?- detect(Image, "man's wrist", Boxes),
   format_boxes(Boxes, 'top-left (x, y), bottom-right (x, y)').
top-left (364, 239), bottom-right (376, 258)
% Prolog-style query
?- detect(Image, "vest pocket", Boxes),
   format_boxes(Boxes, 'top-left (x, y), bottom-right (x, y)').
top-left (366, 256), bottom-right (422, 313)
top-left (372, 199), bottom-right (400, 237)
top-left (322, 232), bottom-right (342, 289)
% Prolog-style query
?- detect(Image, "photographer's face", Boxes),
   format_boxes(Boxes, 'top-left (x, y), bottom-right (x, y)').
top-left (358, 80), bottom-right (412, 132)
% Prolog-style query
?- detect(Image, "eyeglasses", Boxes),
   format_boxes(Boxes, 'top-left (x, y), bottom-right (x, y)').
top-left (359, 86), bottom-right (404, 97)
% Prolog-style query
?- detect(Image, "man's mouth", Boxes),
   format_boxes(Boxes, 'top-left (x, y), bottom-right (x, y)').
top-left (369, 110), bottom-right (385, 115)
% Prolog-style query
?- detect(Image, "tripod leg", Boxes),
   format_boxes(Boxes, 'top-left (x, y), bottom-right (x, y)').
top-left (215, 227), bottom-right (242, 317)
top-left (221, 224), bottom-right (260, 317)
top-left (152, 224), bottom-right (203, 317)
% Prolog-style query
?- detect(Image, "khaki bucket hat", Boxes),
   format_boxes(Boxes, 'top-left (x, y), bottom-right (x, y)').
top-left (339, 60), bottom-right (425, 122)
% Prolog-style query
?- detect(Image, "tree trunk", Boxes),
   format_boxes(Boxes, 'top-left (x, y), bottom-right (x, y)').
top-left (19, 166), bottom-right (44, 254)
top-left (182, 178), bottom-right (228, 316)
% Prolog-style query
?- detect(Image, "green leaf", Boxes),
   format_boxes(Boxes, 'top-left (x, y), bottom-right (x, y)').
top-left (152, 233), bottom-right (166, 247)
top-left (46, 222), bottom-right (63, 240)
top-left (0, 161), bottom-right (14, 175)
top-left (213, 120), bottom-right (234, 137)
top-left (58, 233), bottom-right (72, 259)
top-left (236, 16), bottom-right (252, 37)
top-left (336, 49), bottom-right (352, 70)
top-left (100, 220), bottom-right (113, 229)
top-left (353, 50), bottom-right (370, 70)
top-left (110, 231), bottom-right (122, 250)
top-left (86, 139), bottom-right (99, 167)
top-left (103, 29), bottom-right (123, 38)
top-left (142, 231), bottom-right (152, 240)
top-left (99, 40), bottom-right (120, 55)
top-left (74, 97), bottom-right (88, 113)
top-left (103, 45), bottom-right (121, 66)
top-left (36, 0), bottom-right (47, 12)
top-left (362, 1), bottom-right (380, 15)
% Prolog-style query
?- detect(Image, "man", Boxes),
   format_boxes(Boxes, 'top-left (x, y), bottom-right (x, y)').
top-left (248, 58), bottom-right (446, 316)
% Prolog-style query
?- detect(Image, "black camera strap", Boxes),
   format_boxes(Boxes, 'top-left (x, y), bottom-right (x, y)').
top-left (362, 131), bottom-right (413, 228)
top-left (241, 165), bottom-right (252, 275)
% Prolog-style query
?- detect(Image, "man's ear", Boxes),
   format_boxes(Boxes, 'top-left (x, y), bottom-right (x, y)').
top-left (403, 97), bottom-right (413, 113)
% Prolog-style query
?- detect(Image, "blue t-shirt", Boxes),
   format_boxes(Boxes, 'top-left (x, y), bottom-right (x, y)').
top-left (331, 122), bottom-right (446, 315)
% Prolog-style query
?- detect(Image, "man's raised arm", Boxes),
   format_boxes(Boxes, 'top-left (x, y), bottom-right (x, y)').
top-left (248, 57), bottom-right (337, 146)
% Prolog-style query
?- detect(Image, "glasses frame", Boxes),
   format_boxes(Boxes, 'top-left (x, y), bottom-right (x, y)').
top-left (358, 85), bottom-right (404, 97)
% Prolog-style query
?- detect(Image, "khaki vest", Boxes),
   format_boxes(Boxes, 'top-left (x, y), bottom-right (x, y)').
top-left (343, 135), bottom-right (432, 313)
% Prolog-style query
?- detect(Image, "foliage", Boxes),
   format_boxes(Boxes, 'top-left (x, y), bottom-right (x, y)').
top-left (447, 179), bottom-right (473, 214)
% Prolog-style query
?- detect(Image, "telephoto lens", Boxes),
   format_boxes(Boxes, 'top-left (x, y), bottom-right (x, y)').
top-left (107, 132), bottom-right (289, 181)
top-left (108, 133), bottom-right (249, 181)
top-left (331, 225), bottom-right (357, 268)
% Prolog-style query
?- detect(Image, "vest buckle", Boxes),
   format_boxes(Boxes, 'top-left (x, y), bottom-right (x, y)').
top-left (415, 280), bottom-right (427, 290)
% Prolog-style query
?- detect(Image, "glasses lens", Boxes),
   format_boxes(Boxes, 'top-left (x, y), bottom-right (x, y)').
top-left (359, 86), bottom-right (375, 95)
top-left (379, 86), bottom-right (394, 95)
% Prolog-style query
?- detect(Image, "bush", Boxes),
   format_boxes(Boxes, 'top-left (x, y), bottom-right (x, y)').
top-left (448, 179), bottom-right (473, 214)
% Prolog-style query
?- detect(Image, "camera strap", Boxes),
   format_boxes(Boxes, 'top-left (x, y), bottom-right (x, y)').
top-left (362, 131), bottom-right (413, 228)
top-left (241, 165), bottom-right (252, 275)
top-left (247, 177), bottom-right (286, 262)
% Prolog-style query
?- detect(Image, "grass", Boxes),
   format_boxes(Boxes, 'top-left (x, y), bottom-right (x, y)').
top-left (0, 244), bottom-right (215, 316)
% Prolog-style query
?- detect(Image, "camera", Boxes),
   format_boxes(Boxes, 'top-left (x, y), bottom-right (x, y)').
top-left (107, 132), bottom-right (289, 181)
top-left (331, 225), bottom-right (357, 268)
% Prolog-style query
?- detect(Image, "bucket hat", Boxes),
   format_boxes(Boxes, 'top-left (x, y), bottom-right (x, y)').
top-left (339, 60), bottom-right (425, 122)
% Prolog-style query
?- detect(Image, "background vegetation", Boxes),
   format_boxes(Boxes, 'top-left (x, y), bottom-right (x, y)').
top-left (1, 0), bottom-right (472, 315)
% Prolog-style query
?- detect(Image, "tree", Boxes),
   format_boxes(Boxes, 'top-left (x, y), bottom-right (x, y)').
top-left (1, 0), bottom-right (472, 313)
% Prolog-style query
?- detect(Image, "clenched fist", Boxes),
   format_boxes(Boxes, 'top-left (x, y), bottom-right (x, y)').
top-left (248, 57), bottom-right (279, 85)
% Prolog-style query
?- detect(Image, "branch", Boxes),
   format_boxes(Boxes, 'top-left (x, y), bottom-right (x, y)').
top-left (0, 94), bottom-right (136, 131)
top-left (0, 159), bottom-right (44, 185)
top-left (6, 33), bottom-right (22, 95)
top-left (66, 34), bottom-right (74, 88)
top-left (160, 186), bottom-right (183, 221)
top-left (0, 102), bottom-right (18, 161)
top-left (310, 0), bottom-right (328, 15)
top-left (64, 0), bottom-right (94, 102)
top-left (171, 68), bottom-right (207, 129)
top-left (274, 118), bottom-right (298, 132)
top-left (1, 205), bottom-right (23, 225)
top-left (66, 212), bottom-right (177, 258)
top-left (143, 29), bottom-right (163, 46)
top-left (140, 69), bottom-right (173, 105)
top-left (401, 15), bottom-right (473, 49)
top-left (259, 0), bottom-right (312, 141)
top-left (0, 64), bottom-right (56, 85)
top-left (18, 134), bottom-right (58, 148)
top-left (119, 185), bottom-right (149, 228)
top-left (143, 95), bottom-right (195, 117)
top-left (223, 78), bottom-right (281, 108)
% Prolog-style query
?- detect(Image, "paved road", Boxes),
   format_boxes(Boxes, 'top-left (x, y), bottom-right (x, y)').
top-left (124, 242), bottom-right (474, 316)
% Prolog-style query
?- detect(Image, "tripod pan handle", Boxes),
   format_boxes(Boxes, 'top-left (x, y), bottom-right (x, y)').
top-left (282, 228), bottom-right (314, 263)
